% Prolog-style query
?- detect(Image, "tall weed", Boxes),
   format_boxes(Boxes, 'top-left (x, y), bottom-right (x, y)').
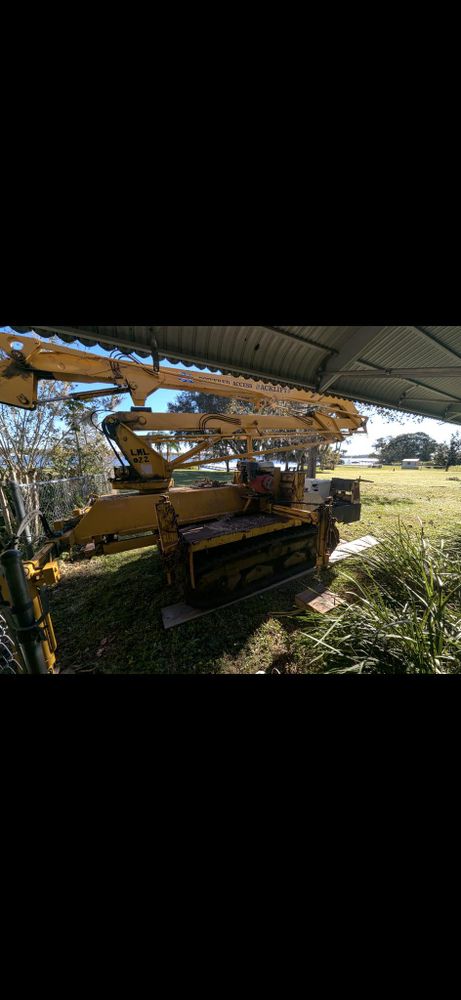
top-left (298, 525), bottom-right (461, 673)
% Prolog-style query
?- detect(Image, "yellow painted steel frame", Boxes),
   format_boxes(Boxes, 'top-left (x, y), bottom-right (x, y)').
top-left (0, 474), bottom-right (339, 671)
top-left (185, 511), bottom-right (305, 555)
top-left (54, 484), bottom-right (248, 550)
top-left (104, 408), bottom-right (363, 491)
top-left (0, 331), bottom-right (366, 502)
top-left (0, 550), bottom-right (60, 672)
top-left (0, 331), bottom-right (368, 428)
top-left (0, 331), bottom-right (365, 671)
top-left (107, 418), bottom-right (226, 491)
top-left (185, 511), bottom-right (308, 594)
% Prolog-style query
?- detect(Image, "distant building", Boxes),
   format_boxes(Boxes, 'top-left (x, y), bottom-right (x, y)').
top-left (344, 457), bottom-right (382, 468)
top-left (401, 458), bottom-right (421, 469)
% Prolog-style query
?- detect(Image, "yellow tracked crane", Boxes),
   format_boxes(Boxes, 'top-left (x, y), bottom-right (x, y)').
top-left (0, 332), bottom-right (367, 673)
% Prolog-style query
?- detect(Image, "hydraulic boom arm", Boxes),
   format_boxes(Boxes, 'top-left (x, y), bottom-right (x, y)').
top-left (0, 330), bottom-right (367, 492)
top-left (0, 331), bottom-right (366, 429)
top-left (103, 409), bottom-right (362, 490)
top-left (0, 331), bottom-right (368, 673)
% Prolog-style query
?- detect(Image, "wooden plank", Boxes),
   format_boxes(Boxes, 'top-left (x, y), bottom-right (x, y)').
top-left (329, 549), bottom-right (351, 563)
top-left (162, 603), bottom-right (209, 628)
top-left (329, 534), bottom-right (379, 563)
top-left (295, 587), bottom-right (346, 613)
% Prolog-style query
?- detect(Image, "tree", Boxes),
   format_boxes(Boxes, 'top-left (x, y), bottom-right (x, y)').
top-left (375, 432), bottom-right (437, 464)
top-left (0, 382), bottom-right (73, 481)
top-left (357, 403), bottom-right (425, 426)
top-left (52, 396), bottom-right (120, 477)
top-left (444, 432), bottom-right (461, 471)
top-left (167, 391), bottom-right (249, 470)
top-left (433, 442), bottom-right (449, 468)
top-left (318, 444), bottom-right (338, 470)
top-left (50, 420), bottom-right (114, 478)
top-left (167, 391), bottom-right (310, 471)
top-left (167, 390), bottom-right (233, 416)
top-left (0, 384), bottom-right (118, 481)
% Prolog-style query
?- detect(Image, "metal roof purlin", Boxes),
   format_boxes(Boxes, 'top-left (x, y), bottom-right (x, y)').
top-left (412, 326), bottom-right (461, 363)
top-left (323, 367), bottom-right (461, 378)
top-left (317, 326), bottom-right (387, 392)
top-left (260, 326), bottom-right (337, 355)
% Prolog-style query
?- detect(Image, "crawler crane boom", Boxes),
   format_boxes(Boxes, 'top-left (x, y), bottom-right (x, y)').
top-left (0, 331), bottom-right (367, 673)
top-left (0, 331), bottom-right (365, 422)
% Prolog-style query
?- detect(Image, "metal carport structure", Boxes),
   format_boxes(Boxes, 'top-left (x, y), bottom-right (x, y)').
top-left (10, 325), bottom-right (461, 425)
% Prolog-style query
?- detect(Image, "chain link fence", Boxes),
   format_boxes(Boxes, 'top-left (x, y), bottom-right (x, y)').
top-left (0, 609), bottom-right (23, 674)
top-left (0, 472), bottom-right (111, 552)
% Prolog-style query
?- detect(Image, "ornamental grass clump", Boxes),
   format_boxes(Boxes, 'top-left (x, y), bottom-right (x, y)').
top-left (298, 524), bottom-right (461, 674)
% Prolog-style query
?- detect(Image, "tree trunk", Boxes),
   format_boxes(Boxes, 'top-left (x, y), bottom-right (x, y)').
top-left (307, 447), bottom-right (318, 478)
top-left (74, 430), bottom-right (83, 476)
top-left (27, 471), bottom-right (41, 540)
top-left (0, 486), bottom-right (13, 535)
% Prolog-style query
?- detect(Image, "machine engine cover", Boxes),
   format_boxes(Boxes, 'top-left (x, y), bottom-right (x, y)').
top-left (249, 473), bottom-right (274, 494)
top-left (237, 459), bottom-right (276, 494)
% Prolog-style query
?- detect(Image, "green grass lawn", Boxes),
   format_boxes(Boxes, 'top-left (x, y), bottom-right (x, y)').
top-left (318, 464), bottom-right (461, 541)
top-left (50, 465), bottom-right (461, 673)
top-left (170, 468), bottom-right (233, 487)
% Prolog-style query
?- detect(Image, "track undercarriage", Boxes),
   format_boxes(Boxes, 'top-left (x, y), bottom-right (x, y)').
top-left (184, 521), bottom-right (322, 607)
top-left (153, 492), bottom-right (343, 608)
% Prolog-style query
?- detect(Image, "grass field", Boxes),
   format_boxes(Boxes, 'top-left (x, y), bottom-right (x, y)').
top-left (318, 464), bottom-right (461, 541)
top-left (50, 466), bottom-right (461, 673)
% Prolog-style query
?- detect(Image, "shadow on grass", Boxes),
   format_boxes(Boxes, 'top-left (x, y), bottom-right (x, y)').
top-left (50, 545), bottom-right (320, 674)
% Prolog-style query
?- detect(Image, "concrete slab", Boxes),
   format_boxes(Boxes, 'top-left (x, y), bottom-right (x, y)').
top-left (295, 587), bottom-right (346, 613)
top-left (329, 534), bottom-right (379, 562)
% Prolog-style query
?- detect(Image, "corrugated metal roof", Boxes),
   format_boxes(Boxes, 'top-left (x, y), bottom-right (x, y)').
top-left (10, 325), bottom-right (461, 425)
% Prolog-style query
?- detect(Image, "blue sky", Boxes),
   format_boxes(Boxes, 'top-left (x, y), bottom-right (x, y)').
top-left (0, 327), bottom-right (455, 455)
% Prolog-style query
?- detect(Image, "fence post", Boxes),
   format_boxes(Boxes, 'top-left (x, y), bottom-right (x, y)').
top-left (8, 481), bottom-right (34, 559)
top-left (0, 550), bottom-right (49, 674)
